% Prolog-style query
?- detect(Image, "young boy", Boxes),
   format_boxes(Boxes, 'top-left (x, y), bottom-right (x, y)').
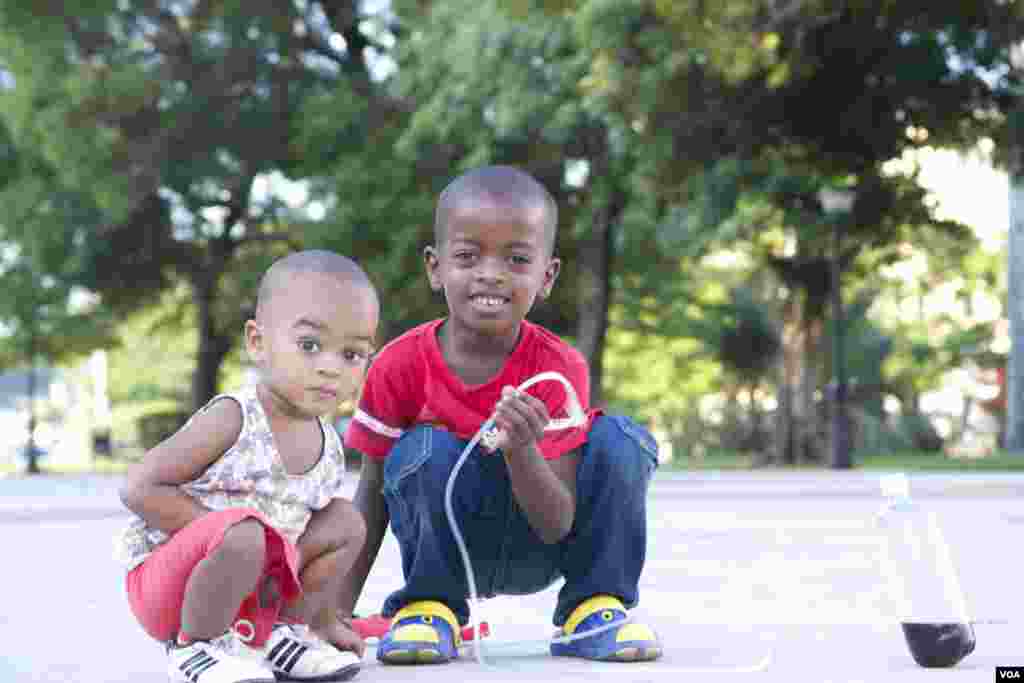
top-left (341, 166), bottom-right (662, 664)
top-left (116, 250), bottom-right (377, 683)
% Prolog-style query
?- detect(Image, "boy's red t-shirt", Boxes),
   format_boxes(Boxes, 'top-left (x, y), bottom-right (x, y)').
top-left (344, 319), bottom-right (597, 461)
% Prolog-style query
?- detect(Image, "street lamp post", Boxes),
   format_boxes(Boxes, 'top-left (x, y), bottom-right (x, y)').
top-left (819, 187), bottom-right (855, 469)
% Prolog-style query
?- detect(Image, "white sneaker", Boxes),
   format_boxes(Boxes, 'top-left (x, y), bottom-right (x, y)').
top-left (263, 623), bottom-right (361, 681)
top-left (167, 633), bottom-right (276, 683)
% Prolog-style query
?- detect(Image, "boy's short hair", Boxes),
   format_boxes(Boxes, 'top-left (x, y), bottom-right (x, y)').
top-left (256, 250), bottom-right (375, 320)
top-left (434, 165), bottom-right (558, 255)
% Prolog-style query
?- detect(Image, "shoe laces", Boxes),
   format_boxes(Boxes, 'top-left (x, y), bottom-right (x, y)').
top-left (274, 622), bottom-right (327, 649)
top-left (214, 620), bottom-right (268, 660)
top-left (169, 621), bottom-right (262, 660)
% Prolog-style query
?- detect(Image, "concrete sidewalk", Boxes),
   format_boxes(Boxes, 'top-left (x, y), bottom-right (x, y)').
top-left (0, 473), bottom-right (126, 522)
top-left (5, 471), bottom-right (1021, 683)
top-left (5, 470), bottom-right (1024, 524)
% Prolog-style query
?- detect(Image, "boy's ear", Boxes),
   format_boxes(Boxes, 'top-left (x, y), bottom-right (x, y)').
top-left (424, 245), bottom-right (443, 292)
top-left (540, 256), bottom-right (561, 299)
top-left (244, 320), bottom-right (264, 362)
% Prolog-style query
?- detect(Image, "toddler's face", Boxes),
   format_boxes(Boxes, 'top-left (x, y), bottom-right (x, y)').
top-left (427, 200), bottom-right (559, 341)
top-left (247, 271), bottom-right (378, 418)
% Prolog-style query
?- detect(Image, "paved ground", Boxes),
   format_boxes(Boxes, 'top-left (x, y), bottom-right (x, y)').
top-left (2, 470), bottom-right (1022, 682)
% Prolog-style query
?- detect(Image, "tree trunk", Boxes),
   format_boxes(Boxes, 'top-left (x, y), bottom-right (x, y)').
top-left (575, 188), bottom-right (625, 406)
top-left (191, 275), bottom-right (233, 414)
top-left (772, 300), bottom-right (800, 465)
top-left (797, 316), bottom-right (820, 464)
top-left (772, 364), bottom-right (793, 466)
top-left (746, 383), bottom-right (762, 450)
top-left (24, 330), bottom-right (40, 475)
top-left (1005, 42), bottom-right (1024, 452)
top-left (1006, 173), bottom-right (1024, 450)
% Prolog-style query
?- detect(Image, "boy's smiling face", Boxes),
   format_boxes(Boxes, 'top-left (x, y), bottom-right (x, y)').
top-left (425, 198), bottom-right (560, 343)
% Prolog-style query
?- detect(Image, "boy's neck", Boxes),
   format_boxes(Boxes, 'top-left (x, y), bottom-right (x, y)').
top-left (439, 320), bottom-right (522, 385)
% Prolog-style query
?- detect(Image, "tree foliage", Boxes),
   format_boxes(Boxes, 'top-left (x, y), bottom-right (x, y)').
top-left (0, 1), bottom-right (390, 410)
top-left (0, 0), bottom-right (1021, 459)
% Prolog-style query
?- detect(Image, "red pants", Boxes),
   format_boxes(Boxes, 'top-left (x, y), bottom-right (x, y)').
top-left (126, 508), bottom-right (303, 647)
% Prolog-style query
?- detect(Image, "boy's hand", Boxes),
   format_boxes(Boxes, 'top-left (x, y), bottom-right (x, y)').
top-left (315, 616), bottom-right (366, 657)
top-left (492, 385), bottom-right (549, 455)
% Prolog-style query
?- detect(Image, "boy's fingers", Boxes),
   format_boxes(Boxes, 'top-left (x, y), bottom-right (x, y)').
top-left (510, 391), bottom-right (549, 433)
top-left (493, 404), bottom-right (527, 434)
top-left (522, 392), bottom-right (550, 422)
top-left (496, 396), bottom-right (546, 439)
top-left (499, 387), bottom-right (549, 422)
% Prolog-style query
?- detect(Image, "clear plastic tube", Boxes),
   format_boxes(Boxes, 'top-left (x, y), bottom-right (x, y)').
top-left (443, 372), bottom-right (775, 673)
top-left (444, 370), bottom-right (591, 665)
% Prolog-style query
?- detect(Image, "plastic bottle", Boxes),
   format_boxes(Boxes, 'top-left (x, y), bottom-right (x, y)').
top-left (876, 474), bottom-right (976, 668)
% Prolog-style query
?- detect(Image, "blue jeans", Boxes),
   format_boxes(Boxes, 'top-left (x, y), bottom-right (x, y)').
top-left (380, 415), bottom-right (658, 626)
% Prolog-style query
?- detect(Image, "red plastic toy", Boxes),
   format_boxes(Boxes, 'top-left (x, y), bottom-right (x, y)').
top-left (351, 614), bottom-right (490, 641)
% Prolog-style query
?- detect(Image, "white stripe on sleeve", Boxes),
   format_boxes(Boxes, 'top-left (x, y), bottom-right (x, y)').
top-left (353, 409), bottom-right (403, 440)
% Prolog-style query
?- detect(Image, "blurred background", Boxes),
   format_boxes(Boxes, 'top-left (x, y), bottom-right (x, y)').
top-left (1, 0), bottom-right (1023, 475)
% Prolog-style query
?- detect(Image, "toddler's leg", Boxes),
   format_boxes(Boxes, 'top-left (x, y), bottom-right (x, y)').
top-left (281, 498), bottom-right (367, 626)
top-left (260, 499), bottom-right (366, 681)
top-left (181, 518), bottom-right (267, 641)
top-left (127, 510), bottom-right (283, 682)
top-left (127, 508), bottom-right (276, 644)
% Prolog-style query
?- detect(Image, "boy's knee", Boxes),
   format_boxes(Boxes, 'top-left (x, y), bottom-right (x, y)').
top-left (216, 518), bottom-right (267, 560)
top-left (585, 415), bottom-right (658, 480)
top-left (384, 425), bottom-right (462, 493)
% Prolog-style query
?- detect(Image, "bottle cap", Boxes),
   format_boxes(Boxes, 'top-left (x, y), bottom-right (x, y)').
top-left (879, 472), bottom-right (910, 500)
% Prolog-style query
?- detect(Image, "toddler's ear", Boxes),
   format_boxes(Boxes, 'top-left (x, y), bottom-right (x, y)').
top-left (244, 320), bottom-right (265, 362)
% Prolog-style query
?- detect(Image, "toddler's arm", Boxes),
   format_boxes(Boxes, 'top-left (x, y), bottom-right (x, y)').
top-left (119, 398), bottom-right (244, 535)
top-left (337, 455), bottom-right (388, 618)
top-left (290, 497), bottom-right (367, 655)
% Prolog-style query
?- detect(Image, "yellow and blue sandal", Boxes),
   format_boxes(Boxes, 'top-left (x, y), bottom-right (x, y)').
top-left (377, 601), bottom-right (461, 665)
top-left (551, 595), bottom-right (662, 662)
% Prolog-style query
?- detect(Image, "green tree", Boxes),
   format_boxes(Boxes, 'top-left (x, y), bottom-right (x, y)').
top-left (351, 0), bottom-right (1022, 409)
top-left (0, 121), bottom-right (117, 472)
top-left (0, 262), bottom-right (116, 472)
top-left (1005, 41), bottom-right (1024, 452)
top-left (304, 0), bottom-right (665, 402)
top-left (0, 1), bottom-right (385, 411)
top-left (2, 0), bottom-right (1020, 446)
top-left (562, 0), bottom-right (1020, 461)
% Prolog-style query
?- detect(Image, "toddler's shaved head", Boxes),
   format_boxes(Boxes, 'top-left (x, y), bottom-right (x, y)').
top-left (256, 250), bottom-right (375, 321)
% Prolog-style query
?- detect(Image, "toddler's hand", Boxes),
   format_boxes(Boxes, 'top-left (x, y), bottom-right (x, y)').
top-left (491, 385), bottom-right (549, 455)
top-left (316, 617), bottom-right (366, 657)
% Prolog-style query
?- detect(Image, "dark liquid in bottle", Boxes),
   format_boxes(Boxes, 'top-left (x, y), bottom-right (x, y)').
top-left (900, 622), bottom-right (976, 668)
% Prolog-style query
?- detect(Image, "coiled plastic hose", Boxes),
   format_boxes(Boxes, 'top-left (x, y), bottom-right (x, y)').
top-left (439, 371), bottom-right (774, 673)
top-left (444, 371), bottom-right (632, 665)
